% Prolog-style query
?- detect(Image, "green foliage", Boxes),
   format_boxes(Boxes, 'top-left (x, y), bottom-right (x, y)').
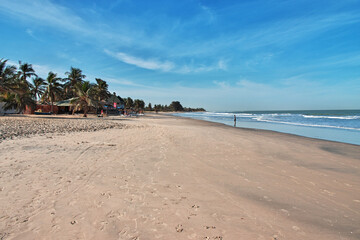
top-left (134, 99), bottom-right (145, 110)
top-left (125, 97), bottom-right (134, 108)
top-left (0, 59), bottom-right (36, 113)
top-left (169, 101), bottom-right (184, 111)
top-left (152, 101), bottom-right (205, 112)
top-left (18, 61), bottom-right (37, 87)
top-left (42, 72), bottom-right (63, 112)
top-left (0, 59), bottom-right (17, 93)
top-left (94, 78), bottom-right (110, 101)
top-left (0, 91), bottom-right (35, 113)
top-left (146, 103), bottom-right (152, 111)
top-left (71, 81), bottom-right (100, 117)
top-left (64, 67), bottom-right (86, 98)
top-left (2, 57), bottom-right (206, 115)
top-left (31, 77), bottom-right (46, 101)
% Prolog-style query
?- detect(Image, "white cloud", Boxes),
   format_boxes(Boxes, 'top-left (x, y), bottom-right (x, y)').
top-left (217, 59), bottom-right (228, 71)
top-left (199, 4), bottom-right (217, 24)
top-left (213, 81), bottom-right (230, 88)
top-left (0, 0), bottom-right (89, 35)
top-left (104, 49), bottom-right (174, 72)
top-left (106, 78), bottom-right (148, 88)
top-left (177, 59), bottom-right (228, 73)
top-left (25, 28), bottom-right (35, 38)
top-left (32, 64), bottom-right (66, 78)
top-left (105, 49), bottom-right (227, 73)
top-left (7, 60), bottom-right (66, 78)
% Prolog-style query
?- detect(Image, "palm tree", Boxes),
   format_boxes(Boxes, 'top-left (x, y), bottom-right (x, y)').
top-left (31, 77), bottom-right (46, 101)
top-left (0, 59), bottom-right (17, 93)
top-left (71, 81), bottom-right (99, 117)
top-left (64, 67), bottom-right (86, 98)
top-left (0, 90), bottom-right (35, 113)
top-left (134, 99), bottom-right (145, 111)
top-left (42, 72), bottom-right (63, 113)
top-left (94, 78), bottom-right (110, 101)
top-left (125, 97), bottom-right (134, 109)
top-left (18, 61), bottom-right (37, 87)
top-left (1, 60), bottom-right (36, 113)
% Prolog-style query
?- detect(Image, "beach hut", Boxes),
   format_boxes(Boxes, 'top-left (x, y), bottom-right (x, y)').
top-left (102, 95), bottom-right (125, 115)
top-left (54, 98), bottom-right (77, 114)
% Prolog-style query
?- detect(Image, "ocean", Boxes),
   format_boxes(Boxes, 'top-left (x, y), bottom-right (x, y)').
top-left (173, 110), bottom-right (360, 145)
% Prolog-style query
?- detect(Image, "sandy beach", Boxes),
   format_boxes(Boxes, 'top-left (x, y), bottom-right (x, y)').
top-left (0, 114), bottom-right (359, 240)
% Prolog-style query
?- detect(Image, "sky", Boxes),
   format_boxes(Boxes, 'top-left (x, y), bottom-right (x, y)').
top-left (0, 0), bottom-right (359, 111)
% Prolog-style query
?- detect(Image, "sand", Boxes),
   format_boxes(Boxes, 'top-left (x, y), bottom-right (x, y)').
top-left (0, 114), bottom-right (359, 240)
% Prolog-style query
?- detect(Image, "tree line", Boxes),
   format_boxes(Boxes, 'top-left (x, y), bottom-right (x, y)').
top-left (0, 58), bottom-right (205, 116)
top-left (150, 101), bottom-right (205, 112)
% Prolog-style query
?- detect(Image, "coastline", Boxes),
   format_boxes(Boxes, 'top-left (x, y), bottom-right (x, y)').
top-left (172, 112), bottom-right (360, 146)
top-left (0, 113), bottom-right (359, 239)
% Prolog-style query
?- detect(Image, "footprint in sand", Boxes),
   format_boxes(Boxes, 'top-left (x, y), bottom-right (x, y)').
top-left (280, 209), bottom-right (290, 216)
top-left (175, 224), bottom-right (184, 233)
top-left (292, 226), bottom-right (300, 231)
top-left (322, 189), bottom-right (335, 196)
top-left (263, 196), bottom-right (272, 202)
top-left (187, 213), bottom-right (197, 219)
top-left (204, 226), bottom-right (216, 229)
top-left (51, 224), bottom-right (60, 232)
top-left (100, 192), bottom-right (112, 199)
top-left (99, 221), bottom-right (108, 230)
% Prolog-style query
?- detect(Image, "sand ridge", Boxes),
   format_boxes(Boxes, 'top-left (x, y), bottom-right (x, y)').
top-left (0, 114), bottom-right (359, 239)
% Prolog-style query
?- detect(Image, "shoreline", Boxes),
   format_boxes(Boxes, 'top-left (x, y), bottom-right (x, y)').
top-left (165, 112), bottom-right (360, 147)
top-left (2, 112), bottom-right (359, 146)
top-left (0, 114), bottom-right (359, 239)
top-left (170, 112), bottom-right (360, 146)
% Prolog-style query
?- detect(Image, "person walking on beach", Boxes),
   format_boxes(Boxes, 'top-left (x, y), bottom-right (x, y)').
top-left (234, 114), bottom-right (236, 127)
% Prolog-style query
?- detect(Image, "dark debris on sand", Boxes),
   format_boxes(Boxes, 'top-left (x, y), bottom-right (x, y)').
top-left (0, 117), bottom-right (124, 142)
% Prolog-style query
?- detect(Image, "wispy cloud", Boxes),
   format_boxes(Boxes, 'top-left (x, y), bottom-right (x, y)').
top-left (106, 78), bottom-right (149, 88)
top-left (25, 28), bottom-right (35, 38)
top-left (164, 11), bottom-right (360, 58)
top-left (104, 49), bottom-right (227, 73)
top-left (0, 0), bottom-right (88, 35)
top-left (33, 64), bottom-right (66, 78)
top-left (213, 81), bottom-right (230, 88)
top-left (2, 0), bottom-right (358, 73)
top-left (178, 59), bottom-right (228, 73)
top-left (109, 77), bottom-right (360, 111)
top-left (7, 60), bottom-right (66, 78)
top-left (0, 0), bottom-right (132, 45)
top-left (238, 12), bottom-right (360, 49)
top-left (56, 52), bottom-right (81, 64)
top-left (199, 4), bottom-right (217, 24)
top-left (104, 49), bottom-right (175, 72)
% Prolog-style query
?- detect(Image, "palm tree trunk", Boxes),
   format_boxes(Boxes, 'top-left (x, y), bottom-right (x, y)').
top-left (83, 106), bottom-right (88, 117)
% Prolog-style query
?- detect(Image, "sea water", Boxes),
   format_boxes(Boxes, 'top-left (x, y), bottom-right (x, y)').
top-left (173, 110), bottom-right (360, 145)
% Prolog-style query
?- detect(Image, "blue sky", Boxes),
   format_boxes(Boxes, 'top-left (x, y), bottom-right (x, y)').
top-left (0, 0), bottom-right (359, 111)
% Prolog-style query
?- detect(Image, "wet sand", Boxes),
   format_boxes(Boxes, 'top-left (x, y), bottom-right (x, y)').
top-left (0, 114), bottom-right (359, 239)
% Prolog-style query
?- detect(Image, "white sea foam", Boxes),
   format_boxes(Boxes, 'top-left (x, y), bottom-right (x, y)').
top-left (176, 112), bottom-right (360, 131)
top-left (174, 111), bottom-right (360, 145)
top-left (302, 115), bottom-right (360, 120)
top-left (255, 118), bottom-right (360, 131)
